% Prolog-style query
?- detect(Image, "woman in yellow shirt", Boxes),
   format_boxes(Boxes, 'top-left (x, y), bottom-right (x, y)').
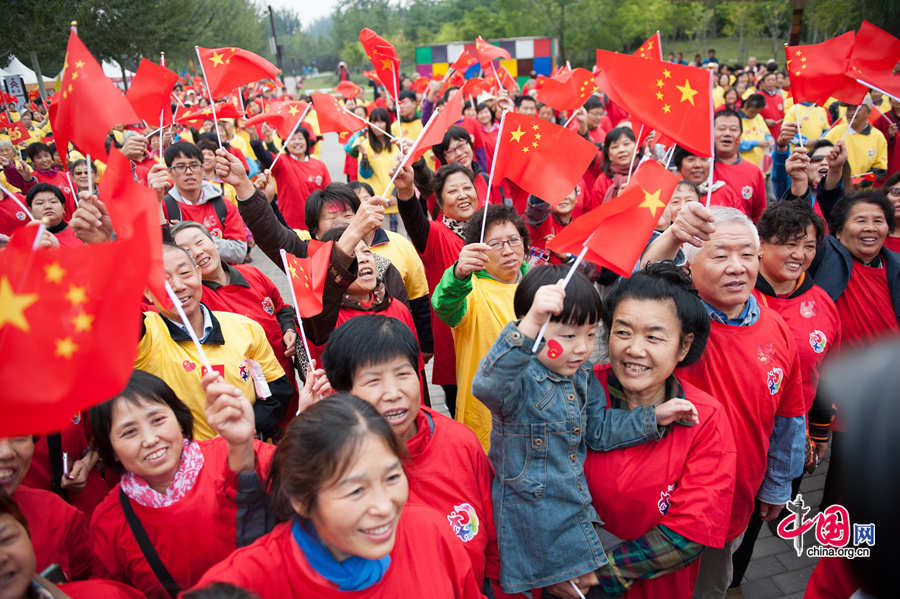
top-left (350, 107), bottom-right (401, 231)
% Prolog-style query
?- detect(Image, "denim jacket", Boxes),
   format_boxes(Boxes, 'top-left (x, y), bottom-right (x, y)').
top-left (471, 322), bottom-right (662, 592)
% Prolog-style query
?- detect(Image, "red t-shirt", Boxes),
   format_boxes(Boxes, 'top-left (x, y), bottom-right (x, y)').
top-left (714, 159), bottom-right (767, 222)
top-left (755, 283), bottom-right (842, 413)
top-left (422, 221), bottom-right (465, 385)
top-left (0, 194), bottom-right (30, 235)
top-left (405, 406), bottom-right (498, 583)
top-left (52, 223), bottom-right (82, 248)
top-left (803, 557), bottom-right (861, 599)
top-left (58, 580), bottom-right (147, 598)
top-left (13, 485), bottom-right (91, 581)
top-left (584, 366), bottom-right (736, 599)
top-left (759, 91), bottom-right (785, 137)
top-left (590, 173), bottom-right (614, 210)
top-left (34, 169), bottom-right (77, 221)
top-left (162, 198), bottom-right (247, 243)
top-left (677, 308), bottom-right (805, 539)
top-left (90, 438), bottom-right (275, 598)
top-left (192, 504), bottom-right (485, 598)
top-left (835, 261), bottom-right (899, 347)
top-left (883, 235), bottom-right (900, 253)
top-left (271, 155), bottom-right (331, 230)
top-left (704, 181), bottom-right (744, 213)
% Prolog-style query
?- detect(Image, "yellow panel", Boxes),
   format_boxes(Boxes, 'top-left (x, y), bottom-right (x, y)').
top-left (500, 59), bottom-right (517, 77)
top-left (432, 62), bottom-right (449, 77)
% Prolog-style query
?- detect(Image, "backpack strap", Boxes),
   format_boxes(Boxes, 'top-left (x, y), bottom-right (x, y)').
top-left (164, 193), bottom-right (227, 230)
top-left (209, 195), bottom-right (228, 229)
top-left (118, 489), bottom-right (182, 598)
top-left (162, 193), bottom-right (182, 222)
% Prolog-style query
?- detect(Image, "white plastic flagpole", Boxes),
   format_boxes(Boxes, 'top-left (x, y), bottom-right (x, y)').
top-left (793, 104), bottom-right (806, 147)
top-left (840, 104), bottom-right (863, 143)
top-left (705, 70), bottom-right (715, 209)
top-left (392, 63), bottom-right (402, 126)
top-left (269, 103), bottom-right (312, 172)
top-left (1, 184), bottom-right (36, 221)
top-left (341, 104), bottom-right (397, 140)
top-left (85, 153), bottom-right (94, 199)
top-left (625, 124), bottom-right (644, 185)
top-left (64, 171), bottom-right (78, 208)
top-left (31, 222), bottom-right (46, 250)
top-left (564, 110), bottom-right (580, 128)
top-left (194, 46), bottom-right (223, 147)
top-left (664, 145), bottom-right (675, 169)
top-left (490, 62), bottom-right (503, 93)
top-left (479, 110), bottom-right (508, 243)
top-left (159, 109), bottom-right (166, 166)
top-left (279, 249), bottom-right (314, 378)
top-left (164, 281), bottom-right (214, 373)
top-left (531, 244), bottom-right (590, 352)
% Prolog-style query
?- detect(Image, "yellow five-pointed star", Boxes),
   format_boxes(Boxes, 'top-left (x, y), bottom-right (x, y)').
top-left (44, 263), bottom-right (65, 283)
top-left (287, 104), bottom-right (299, 115)
top-left (380, 59), bottom-right (394, 70)
top-left (662, 104), bottom-right (671, 113)
top-left (675, 79), bottom-right (698, 105)
top-left (662, 69), bottom-right (671, 79)
top-left (534, 133), bottom-right (541, 140)
top-left (509, 126), bottom-right (526, 142)
top-left (532, 124), bottom-right (539, 130)
top-left (66, 285), bottom-right (87, 306)
top-left (209, 52), bottom-right (225, 67)
top-left (75, 60), bottom-right (84, 69)
top-left (0, 277), bottom-right (38, 332)
top-left (72, 312), bottom-right (94, 332)
top-left (71, 71), bottom-right (79, 81)
top-left (531, 141), bottom-right (538, 148)
top-left (656, 79), bottom-right (664, 88)
top-left (288, 264), bottom-right (297, 279)
top-left (55, 337), bottom-right (78, 359)
top-left (655, 91), bottom-right (663, 101)
top-left (522, 147), bottom-right (529, 153)
top-left (639, 188), bottom-right (665, 217)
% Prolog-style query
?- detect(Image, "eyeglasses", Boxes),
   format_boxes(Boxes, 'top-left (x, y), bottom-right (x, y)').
top-left (445, 142), bottom-right (470, 156)
top-left (888, 187), bottom-right (900, 197)
top-left (486, 236), bottom-right (523, 251)
top-left (169, 162), bottom-right (202, 174)
top-left (809, 155), bottom-right (827, 163)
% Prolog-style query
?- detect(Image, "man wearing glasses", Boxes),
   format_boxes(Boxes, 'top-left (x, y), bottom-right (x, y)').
top-left (159, 141), bottom-right (248, 264)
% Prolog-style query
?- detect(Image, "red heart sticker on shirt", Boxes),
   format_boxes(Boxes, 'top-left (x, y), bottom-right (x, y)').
top-left (546, 339), bottom-right (563, 359)
top-left (182, 360), bottom-right (196, 372)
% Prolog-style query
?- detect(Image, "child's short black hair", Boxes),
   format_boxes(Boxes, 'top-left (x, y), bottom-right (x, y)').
top-left (514, 264), bottom-right (603, 326)
top-left (304, 183), bottom-right (360, 238)
top-left (321, 315), bottom-right (420, 391)
top-left (348, 180), bottom-right (375, 197)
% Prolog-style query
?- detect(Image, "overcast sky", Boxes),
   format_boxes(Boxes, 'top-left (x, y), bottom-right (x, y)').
top-left (265, 0), bottom-right (339, 28)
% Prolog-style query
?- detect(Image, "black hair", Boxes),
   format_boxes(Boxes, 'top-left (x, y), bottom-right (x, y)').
top-left (433, 162), bottom-right (475, 207)
top-left (25, 182), bottom-right (65, 207)
top-left (884, 170), bottom-right (900, 190)
top-left (464, 204), bottom-right (530, 248)
top-left (0, 490), bottom-right (28, 533)
top-left (24, 141), bottom-right (51, 162)
top-left (602, 127), bottom-right (638, 178)
top-left (432, 125), bottom-right (473, 164)
top-left (475, 102), bottom-right (495, 124)
top-left (366, 107), bottom-right (393, 154)
top-left (514, 95), bottom-right (537, 109)
top-left (809, 139), bottom-right (834, 155)
top-left (322, 315), bottom-right (420, 391)
top-left (583, 96), bottom-right (605, 112)
top-left (284, 125), bottom-right (315, 154)
top-left (743, 93), bottom-right (766, 110)
top-left (196, 138), bottom-right (219, 154)
top-left (304, 183), bottom-right (360, 238)
top-left (171, 220), bottom-right (215, 242)
top-left (162, 241), bottom-right (197, 265)
top-left (182, 583), bottom-right (260, 599)
top-left (674, 179), bottom-right (701, 197)
top-left (714, 108), bottom-right (743, 134)
top-left (830, 190), bottom-right (895, 235)
top-left (68, 158), bottom-right (96, 175)
top-left (89, 370), bottom-right (194, 474)
top-left (603, 261), bottom-right (709, 366)
top-left (398, 89), bottom-right (417, 103)
top-left (266, 393), bottom-right (405, 520)
top-left (164, 141), bottom-right (203, 167)
top-left (757, 200), bottom-right (825, 246)
top-left (514, 265), bottom-right (603, 326)
top-left (347, 180), bottom-right (375, 197)
top-left (672, 145), bottom-right (697, 171)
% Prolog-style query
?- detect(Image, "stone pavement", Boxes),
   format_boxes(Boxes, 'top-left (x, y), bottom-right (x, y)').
top-left (252, 132), bottom-right (825, 599)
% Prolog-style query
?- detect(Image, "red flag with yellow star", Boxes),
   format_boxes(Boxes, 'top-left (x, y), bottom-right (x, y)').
top-left (284, 240), bottom-right (332, 318)
top-left (196, 46), bottom-right (281, 99)
top-left (497, 66), bottom-right (518, 93)
top-left (402, 89), bottom-right (463, 168)
top-left (492, 113), bottom-right (597, 206)
top-left (474, 36), bottom-right (511, 70)
top-left (125, 58), bottom-right (179, 126)
top-left (547, 179), bottom-right (670, 276)
top-left (536, 67), bottom-right (598, 113)
top-left (785, 32), bottom-right (867, 106)
top-left (450, 50), bottom-right (478, 75)
top-left (0, 215), bottom-right (151, 436)
top-left (174, 102), bottom-right (243, 126)
top-left (359, 28), bottom-right (400, 100)
top-left (243, 101), bottom-right (310, 141)
top-left (4, 121), bottom-right (31, 147)
top-left (634, 32), bottom-right (663, 61)
top-left (847, 21), bottom-right (900, 100)
top-left (50, 30), bottom-right (139, 159)
top-left (596, 49), bottom-right (712, 157)
top-left (311, 93), bottom-right (366, 135)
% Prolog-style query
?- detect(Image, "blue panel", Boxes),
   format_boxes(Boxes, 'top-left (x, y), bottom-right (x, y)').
top-left (533, 56), bottom-right (552, 75)
top-left (464, 64), bottom-right (481, 79)
top-left (431, 45), bottom-right (447, 63)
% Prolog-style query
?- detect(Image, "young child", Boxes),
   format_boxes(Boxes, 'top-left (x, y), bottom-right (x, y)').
top-left (472, 265), bottom-right (698, 594)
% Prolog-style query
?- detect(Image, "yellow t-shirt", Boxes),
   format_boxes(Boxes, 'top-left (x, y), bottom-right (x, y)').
top-left (786, 104), bottom-right (830, 145)
top-left (371, 230), bottom-right (429, 300)
top-left (135, 310), bottom-right (285, 440)
top-left (356, 137), bottom-right (401, 214)
top-left (739, 113), bottom-right (772, 168)
top-left (228, 133), bottom-right (256, 164)
top-left (825, 124), bottom-right (888, 176)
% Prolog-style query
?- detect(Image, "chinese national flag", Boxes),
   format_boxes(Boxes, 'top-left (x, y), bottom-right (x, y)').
top-left (621, 158), bottom-right (680, 203)
top-left (126, 58), bottom-right (179, 126)
top-left (311, 93), bottom-right (366, 135)
top-left (5, 121), bottom-right (31, 146)
top-left (412, 77), bottom-right (432, 94)
top-left (474, 36), bottom-right (511, 69)
top-left (596, 49), bottom-right (712, 157)
top-left (196, 46), bottom-right (281, 99)
top-left (359, 28), bottom-right (400, 99)
top-left (547, 179), bottom-right (669, 276)
top-left (243, 101), bottom-right (310, 141)
top-left (848, 21), bottom-right (900, 100)
top-left (536, 67), bottom-right (598, 113)
top-left (634, 32), bottom-right (663, 61)
top-left (51, 30), bottom-right (139, 159)
top-left (493, 113), bottom-right (597, 206)
top-left (402, 89), bottom-right (463, 167)
top-left (284, 241), bottom-right (332, 318)
top-left (450, 50), bottom-right (478, 75)
top-left (438, 70), bottom-right (465, 97)
top-left (174, 102), bottom-right (242, 126)
top-left (461, 77), bottom-right (492, 99)
top-left (336, 80), bottom-right (363, 100)
top-left (0, 215), bottom-right (151, 436)
top-left (98, 149), bottom-right (167, 309)
top-left (363, 70), bottom-right (384, 87)
top-left (497, 66), bottom-right (518, 93)
top-left (786, 32), bottom-right (867, 106)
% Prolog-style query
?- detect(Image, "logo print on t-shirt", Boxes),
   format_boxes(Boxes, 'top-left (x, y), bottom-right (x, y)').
top-left (447, 503), bottom-right (480, 542)
top-left (757, 344), bottom-right (776, 364)
top-left (809, 330), bottom-right (827, 354)
top-left (239, 363), bottom-right (250, 381)
top-left (203, 215), bottom-right (223, 239)
top-left (741, 185), bottom-right (753, 200)
top-left (261, 296), bottom-right (275, 315)
top-left (657, 483), bottom-right (676, 515)
top-left (867, 148), bottom-right (876, 158)
top-left (767, 367), bottom-right (784, 395)
top-left (182, 360), bottom-right (196, 372)
top-left (16, 211), bottom-right (27, 221)
top-left (799, 301), bottom-right (816, 318)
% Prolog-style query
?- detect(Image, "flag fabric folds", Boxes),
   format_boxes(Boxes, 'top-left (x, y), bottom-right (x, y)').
top-left (359, 28), bottom-right (400, 100)
top-left (126, 58), bottom-right (179, 126)
top-left (402, 90), bottom-right (464, 168)
top-left (474, 36), bottom-right (511, 69)
top-left (847, 21), bottom-right (900, 100)
top-left (336, 80), bottom-right (363, 100)
top-left (284, 240), bottom-right (332, 318)
top-left (536, 68), bottom-right (598, 113)
top-left (243, 101), bottom-right (310, 141)
top-left (196, 46), bottom-right (281, 99)
top-left (785, 32), bottom-right (867, 106)
top-left (311, 93), bottom-right (367, 135)
top-left (635, 32), bottom-right (663, 60)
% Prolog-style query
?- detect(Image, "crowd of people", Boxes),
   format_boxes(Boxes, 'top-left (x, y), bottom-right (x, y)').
top-left (1, 39), bottom-right (897, 599)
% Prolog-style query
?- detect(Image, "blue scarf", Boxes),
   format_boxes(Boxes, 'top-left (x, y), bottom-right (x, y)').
top-left (703, 293), bottom-right (761, 327)
top-left (291, 518), bottom-right (391, 591)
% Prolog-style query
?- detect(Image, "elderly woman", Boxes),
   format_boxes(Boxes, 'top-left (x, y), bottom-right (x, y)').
top-left (545, 262), bottom-right (735, 599)
top-left (192, 395), bottom-right (484, 597)
top-left (88, 370), bottom-right (275, 599)
top-left (431, 205), bottom-right (529, 450)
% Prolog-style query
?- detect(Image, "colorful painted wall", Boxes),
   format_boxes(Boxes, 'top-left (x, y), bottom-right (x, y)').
top-left (415, 36), bottom-right (558, 87)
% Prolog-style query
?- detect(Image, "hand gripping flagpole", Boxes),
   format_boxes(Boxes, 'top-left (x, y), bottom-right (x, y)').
top-left (479, 110), bottom-right (508, 243)
top-left (531, 242), bottom-right (591, 352)
top-left (194, 46), bottom-right (223, 147)
top-left (625, 124), bottom-right (645, 185)
top-left (269, 103), bottom-right (312, 173)
top-left (279, 249), bottom-right (314, 373)
top-left (164, 281), bottom-right (214, 374)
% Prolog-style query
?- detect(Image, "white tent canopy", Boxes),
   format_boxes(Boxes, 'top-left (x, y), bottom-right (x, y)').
top-left (102, 60), bottom-right (135, 81)
top-left (3, 55), bottom-right (55, 84)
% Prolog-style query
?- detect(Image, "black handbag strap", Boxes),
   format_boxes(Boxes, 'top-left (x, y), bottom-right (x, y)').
top-left (46, 433), bottom-right (68, 501)
top-left (118, 489), bottom-right (182, 598)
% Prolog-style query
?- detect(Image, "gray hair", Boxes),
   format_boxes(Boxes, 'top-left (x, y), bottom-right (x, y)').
top-left (682, 206), bottom-right (759, 264)
top-left (171, 220), bottom-right (215, 243)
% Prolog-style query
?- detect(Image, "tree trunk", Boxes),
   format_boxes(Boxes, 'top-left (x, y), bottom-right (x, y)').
top-left (738, 19), bottom-right (745, 64)
top-left (558, 4), bottom-right (567, 66)
top-left (29, 51), bottom-right (49, 109)
top-left (120, 61), bottom-right (129, 91)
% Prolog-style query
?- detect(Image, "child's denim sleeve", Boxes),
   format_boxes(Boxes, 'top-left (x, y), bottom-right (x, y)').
top-left (583, 375), bottom-right (663, 451)
top-left (471, 321), bottom-right (534, 418)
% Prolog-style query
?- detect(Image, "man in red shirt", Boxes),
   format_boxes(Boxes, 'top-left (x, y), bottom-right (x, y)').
top-left (758, 72), bottom-right (785, 138)
top-left (713, 109), bottom-right (768, 222)
top-left (673, 145), bottom-right (744, 211)
top-left (643, 204), bottom-right (806, 598)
